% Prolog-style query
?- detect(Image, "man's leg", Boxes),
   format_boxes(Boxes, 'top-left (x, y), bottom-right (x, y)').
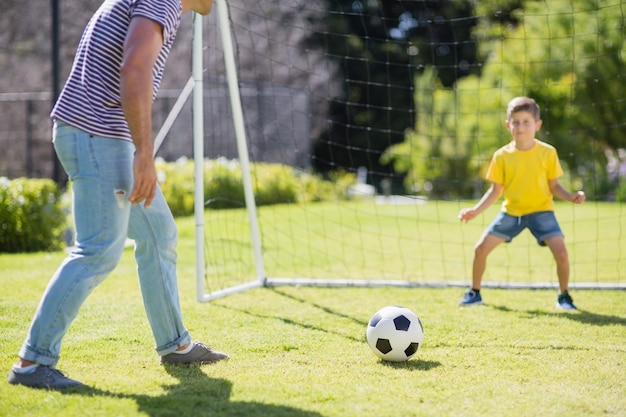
top-left (16, 125), bottom-right (133, 370)
top-left (128, 187), bottom-right (228, 364)
top-left (128, 187), bottom-right (191, 356)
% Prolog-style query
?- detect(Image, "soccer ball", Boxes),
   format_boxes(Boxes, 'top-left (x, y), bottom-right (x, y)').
top-left (366, 306), bottom-right (424, 362)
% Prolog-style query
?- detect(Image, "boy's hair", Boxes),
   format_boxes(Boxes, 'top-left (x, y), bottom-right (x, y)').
top-left (507, 96), bottom-right (540, 120)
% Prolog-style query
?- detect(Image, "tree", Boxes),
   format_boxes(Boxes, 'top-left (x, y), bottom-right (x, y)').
top-left (384, 0), bottom-right (626, 200)
top-left (308, 0), bottom-right (482, 190)
top-left (481, 0), bottom-right (626, 199)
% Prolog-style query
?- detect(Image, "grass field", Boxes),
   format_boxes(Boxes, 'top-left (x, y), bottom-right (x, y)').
top-left (201, 199), bottom-right (626, 292)
top-left (1, 201), bottom-right (625, 416)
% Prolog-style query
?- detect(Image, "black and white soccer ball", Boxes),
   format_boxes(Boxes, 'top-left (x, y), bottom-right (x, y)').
top-left (366, 306), bottom-right (424, 362)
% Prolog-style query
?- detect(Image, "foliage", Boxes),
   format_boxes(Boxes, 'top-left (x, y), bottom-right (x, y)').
top-left (157, 158), bottom-right (356, 216)
top-left (0, 177), bottom-right (66, 253)
top-left (382, 67), bottom-right (507, 198)
top-left (384, 0), bottom-right (626, 200)
top-left (615, 178), bottom-right (626, 203)
top-left (309, 0), bottom-right (483, 188)
top-left (155, 158), bottom-right (196, 217)
top-left (489, 0), bottom-right (626, 200)
top-left (0, 161), bottom-right (355, 253)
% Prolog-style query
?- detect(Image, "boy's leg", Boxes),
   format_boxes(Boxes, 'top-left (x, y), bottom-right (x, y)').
top-left (543, 236), bottom-right (570, 293)
top-left (459, 233), bottom-right (504, 306)
top-left (471, 211), bottom-right (522, 290)
top-left (527, 211), bottom-right (571, 300)
top-left (472, 233), bottom-right (505, 290)
top-left (545, 236), bottom-right (577, 309)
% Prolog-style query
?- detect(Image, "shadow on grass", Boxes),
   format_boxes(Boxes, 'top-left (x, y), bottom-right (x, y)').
top-left (212, 288), bottom-right (368, 344)
top-left (379, 359), bottom-right (441, 371)
top-left (270, 288), bottom-right (369, 327)
top-left (61, 364), bottom-right (323, 417)
top-left (213, 289), bottom-right (441, 371)
top-left (489, 304), bottom-right (626, 326)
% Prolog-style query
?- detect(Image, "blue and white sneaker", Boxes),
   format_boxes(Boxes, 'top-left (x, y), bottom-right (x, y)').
top-left (459, 289), bottom-right (483, 306)
top-left (556, 292), bottom-right (577, 310)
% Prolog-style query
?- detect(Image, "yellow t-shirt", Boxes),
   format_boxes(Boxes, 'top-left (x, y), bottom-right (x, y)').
top-left (486, 139), bottom-right (563, 216)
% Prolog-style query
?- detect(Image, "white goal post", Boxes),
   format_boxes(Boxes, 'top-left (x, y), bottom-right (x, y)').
top-left (193, 0), bottom-right (425, 302)
top-left (192, 3), bottom-right (267, 302)
top-left (191, 0), bottom-right (473, 302)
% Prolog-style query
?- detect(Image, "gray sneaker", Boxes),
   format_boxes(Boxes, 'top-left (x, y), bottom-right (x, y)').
top-left (161, 342), bottom-right (229, 365)
top-left (8, 365), bottom-right (84, 389)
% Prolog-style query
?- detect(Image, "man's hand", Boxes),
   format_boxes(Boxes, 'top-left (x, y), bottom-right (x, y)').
top-left (129, 152), bottom-right (157, 208)
top-left (120, 16), bottom-right (162, 209)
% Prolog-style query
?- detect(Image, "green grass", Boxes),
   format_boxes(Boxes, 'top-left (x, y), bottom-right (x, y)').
top-left (201, 200), bottom-right (626, 289)
top-left (1, 201), bottom-right (625, 416)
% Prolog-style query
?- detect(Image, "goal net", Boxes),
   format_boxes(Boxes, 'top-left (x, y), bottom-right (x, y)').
top-left (177, 0), bottom-right (626, 301)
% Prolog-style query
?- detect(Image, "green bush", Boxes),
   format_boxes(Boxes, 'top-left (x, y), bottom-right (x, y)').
top-left (614, 179), bottom-right (626, 202)
top-left (0, 177), bottom-right (66, 253)
top-left (156, 158), bottom-right (196, 217)
top-left (204, 158), bottom-right (246, 210)
top-left (0, 162), bottom-right (355, 253)
top-left (0, 162), bottom-right (358, 252)
top-left (251, 163), bottom-right (299, 206)
top-left (157, 157), bottom-right (356, 216)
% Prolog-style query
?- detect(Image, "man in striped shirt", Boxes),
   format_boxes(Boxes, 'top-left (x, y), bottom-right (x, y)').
top-left (9, 0), bottom-right (226, 390)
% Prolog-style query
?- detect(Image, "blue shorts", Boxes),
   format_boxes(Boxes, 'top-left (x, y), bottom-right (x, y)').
top-left (486, 211), bottom-right (564, 247)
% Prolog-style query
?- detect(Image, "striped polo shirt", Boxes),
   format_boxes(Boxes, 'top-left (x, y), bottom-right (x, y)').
top-left (51, 0), bottom-right (182, 141)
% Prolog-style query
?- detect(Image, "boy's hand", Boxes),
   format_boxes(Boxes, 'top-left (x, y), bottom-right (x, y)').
top-left (572, 191), bottom-right (586, 204)
top-left (458, 208), bottom-right (477, 222)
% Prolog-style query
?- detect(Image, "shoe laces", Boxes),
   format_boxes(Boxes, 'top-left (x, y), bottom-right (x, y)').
top-left (40, 366), bottom-right (70, 382)
top-left (192, 341), bottom-right (215, 352)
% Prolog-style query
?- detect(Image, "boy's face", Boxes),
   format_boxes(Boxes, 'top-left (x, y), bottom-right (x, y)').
top-left (505, 110), bottom-right (542, 143)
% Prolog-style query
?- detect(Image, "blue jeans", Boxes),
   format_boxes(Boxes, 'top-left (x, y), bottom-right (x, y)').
top-left (19, 121), bottom-right (191, 367)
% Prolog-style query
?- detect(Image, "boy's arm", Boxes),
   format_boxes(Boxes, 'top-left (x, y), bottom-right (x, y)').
top-left (458, 182), bottom-right (503, 222)
top-left (548, 179), bottom-right (586, 204)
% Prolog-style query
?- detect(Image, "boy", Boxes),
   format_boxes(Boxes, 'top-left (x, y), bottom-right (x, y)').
top-left (458, 97), bottom-right (585, 309)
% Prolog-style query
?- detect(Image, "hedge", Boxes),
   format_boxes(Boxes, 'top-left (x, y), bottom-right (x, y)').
top-left (0, 159), bottom-right (358, 252)
top-left (0, 177), bottom-right (66, 253)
